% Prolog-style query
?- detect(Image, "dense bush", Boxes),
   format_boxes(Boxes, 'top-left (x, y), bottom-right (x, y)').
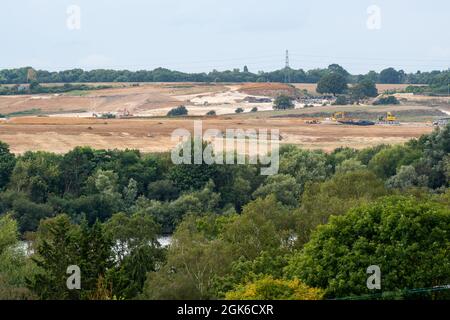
top-left (273, 95), bottom-right (295, 110)
top-left (167, 106), bottom-right (188, 117)
top-left (285, 196), bottom-right (450, 299)
top-left (332, 95), bottom-right (349, 105)
top-left (373, 95), bottom-right (400, 105)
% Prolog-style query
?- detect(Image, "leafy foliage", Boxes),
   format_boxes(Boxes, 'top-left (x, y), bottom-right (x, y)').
top-left (273, 95), bottom-right (295, 110)
top-left (0, 125), bottom-right (450, 300)
top-left (373, 95), bottom-right (400, 105)
top-left (167, 106), bottom-right (188, 117)
top-left (285, 196), bottom-right (450, 299)
top-left (317, 73), bottom-right (348, 96)
top-left (225, 276), bottom-right (324, 300)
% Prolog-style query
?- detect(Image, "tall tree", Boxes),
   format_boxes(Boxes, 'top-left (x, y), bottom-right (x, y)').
top-left (317, 73), bottom-right (348, 96)
top-left (286, 196), bottom-right (450, 299)
top-left (0, 142), bottom-right (16, 191)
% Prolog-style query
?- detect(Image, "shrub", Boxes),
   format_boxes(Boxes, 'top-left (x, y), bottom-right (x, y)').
top-left (373, 96), bottom-right (400, 105)
top-left (167, 106), bottom-right (188, 117)
top-left (273, 95), bottom-right (295, 110)
top-left (333, 95), bottom-right (349, 105)
top-left (225, 276), bottom-right (324, 300)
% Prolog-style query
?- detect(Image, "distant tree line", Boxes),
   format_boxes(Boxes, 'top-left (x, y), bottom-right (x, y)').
top-left (0, 65), bottom-right (448, 86)
top-left (0, 82), bottom-right (113, 96)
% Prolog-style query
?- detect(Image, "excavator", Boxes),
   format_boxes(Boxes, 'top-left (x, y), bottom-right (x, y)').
top-left (332, 112), bottom-right (346, 121)
top-left (378, 112), bottom-right (399, 124)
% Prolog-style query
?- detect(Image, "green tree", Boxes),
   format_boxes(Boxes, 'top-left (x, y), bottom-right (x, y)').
top-left (273, 95), bottom-right (295, 110)
top-left (286, 196), bottom-right (450, 299)
top-left (295, 170), bottom-right (386, 246)
top-left (0, 214), bottom-right (36, 299)
top-left (59, 147), bottom-right (97, 196)
top-left (28, 215), bottom-right (81, 300)
top-left (0, 214), bottom-right (17, 253)
top-left (78, 219), bottom-right (113, 299)
top-left (167, 105), bottom-right (188, 117)
top-left (385, 165), bottom-right (423, 190)
top-left (279, 148), bottom-right (330, 193)
top-left (379, 67), bottom-right (402, 84)
top-left (253, 174), bottom-right (301, 207)
top-left (0, 142), bottom-right (16, 190)
top-left (29, 215), bottom-right (113, 300)
top-left (368, 144), bottom-right (421, 179)
top-left (327, 64), bottom-right (350, 79)
top-left (104, 212), bottom-right (160, 263)
top-left (168, 140), bottom-right (219, 191)
top-left (221, 197), bottom-right (289, 261)
top-left (9, 151), bottom-right (62, 203)
top-left (142, 196), bottom-right (294, 300)
top-left (317, 73), bottom-right (348, 96)
top-left (11, 197), bottom-right (54, 233)
top-left (445, 156), bottom-right (450, 183)
top-left (147, 179), bottom-right (179, 202)
top-left (142, 214), bottom-right (235, 300)
top-left (333, 95), bottom-right (349, 105)
top-left (335, 159), bottom-right (366, 174)
top-left (123, 178), bottom-right (138, 207)
top-left (351, 80), bottom-right (378, 101)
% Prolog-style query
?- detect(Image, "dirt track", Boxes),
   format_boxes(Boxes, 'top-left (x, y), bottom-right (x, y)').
top-left (0, 117), bottom-right (433, 154)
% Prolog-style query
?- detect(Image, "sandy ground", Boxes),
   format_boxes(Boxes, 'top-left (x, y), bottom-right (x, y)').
top-left (0, 83), bottom-right (229, 117)
top-left (0, 117), bottom-right (433, 154)
top-left (0, 83), bottom-right (445, 154)
top-left (1, 82), bottom-right (447, 118)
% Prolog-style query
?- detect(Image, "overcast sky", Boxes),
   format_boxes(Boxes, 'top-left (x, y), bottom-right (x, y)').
top-left (1, 0), bottom-right (449, 74)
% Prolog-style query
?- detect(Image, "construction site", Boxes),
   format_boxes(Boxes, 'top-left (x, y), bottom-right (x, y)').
top-left (0, 76), bottom-right (448, 155)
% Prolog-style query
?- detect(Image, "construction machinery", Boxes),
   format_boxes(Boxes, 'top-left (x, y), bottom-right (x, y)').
top-left (332, 112), bottom-right (346, 121)
top-left (118, 108), bottom-right (134, 118)
top-left (378, 112), bottom-right (400, 124)
top-left (305, 119), bottom-right (321, 125)
top-left (332, 111), bottom-right (375, 126)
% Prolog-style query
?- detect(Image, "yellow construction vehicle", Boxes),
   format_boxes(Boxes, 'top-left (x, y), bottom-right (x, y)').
top-left (378, 112), bottom-right (399, 124)
top-left (332, 112), bottom-right (346, 121)
top-left (387, 112), bottom-right (397, 122)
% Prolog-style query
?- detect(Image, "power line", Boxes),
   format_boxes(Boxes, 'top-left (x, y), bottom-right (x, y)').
top-left (8, 51), bottom-right (449, 74)
top-left (335, 285), bottom-right (450, 300)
